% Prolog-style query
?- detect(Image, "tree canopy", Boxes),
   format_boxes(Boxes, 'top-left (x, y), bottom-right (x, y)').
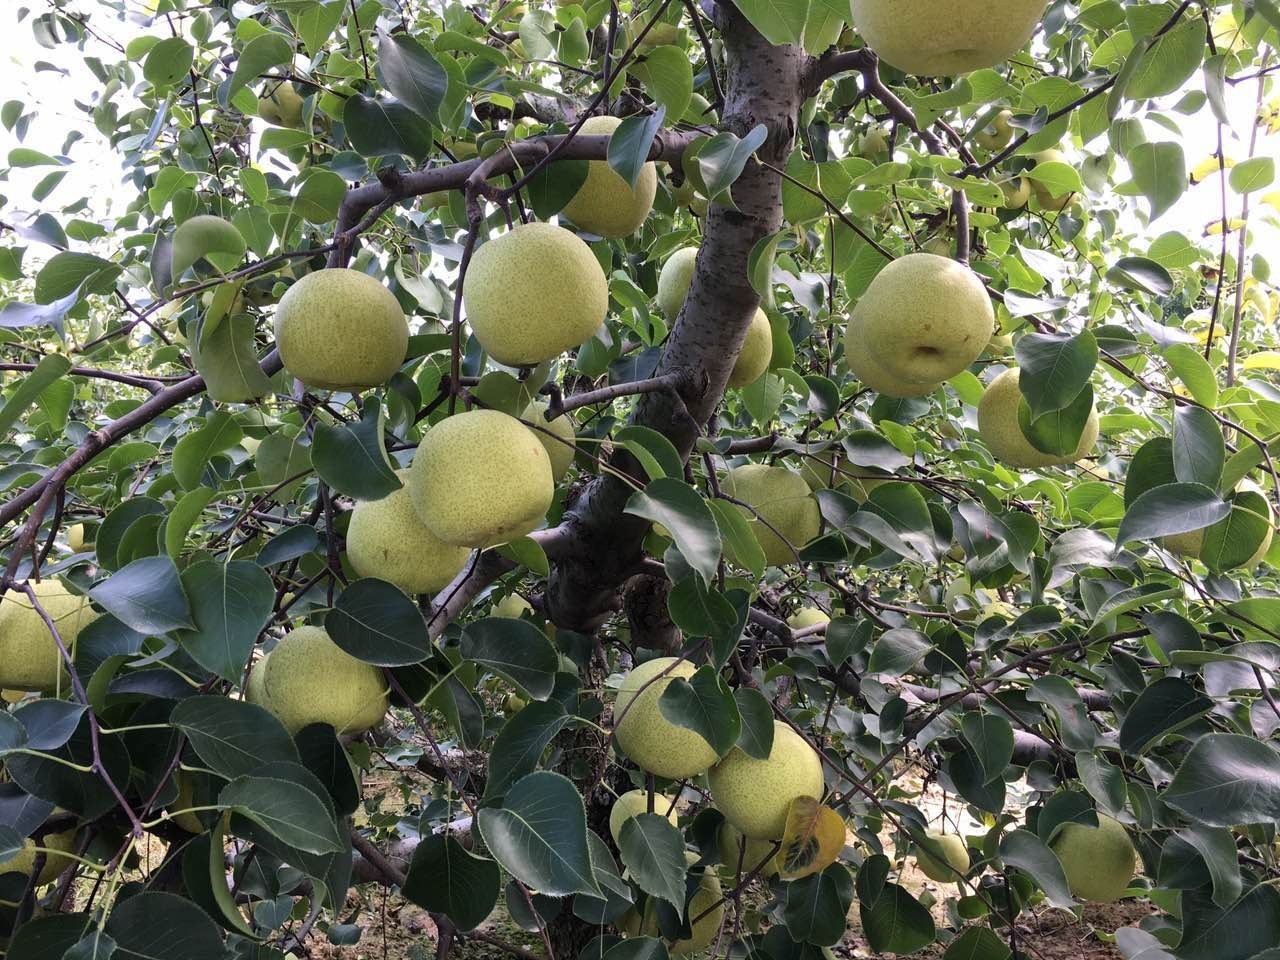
top-left (1, 1), bottom-right (1280, 959)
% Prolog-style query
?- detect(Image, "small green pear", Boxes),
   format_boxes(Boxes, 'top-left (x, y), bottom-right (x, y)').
top-left (975, 110), bottom-right (1014, 151)
top-left (614, 657), bottom-right (720, 780)
top-left (609, 789), bottom-right (680, 845)
top-left (1051, 814), bottom-right (1135, 903)
top-left (914, 832), bottom-right (970, 883)
top-left (722, 465), bottom-right (821, 566)
top-left (978, 368), bottom-right (1099, 468)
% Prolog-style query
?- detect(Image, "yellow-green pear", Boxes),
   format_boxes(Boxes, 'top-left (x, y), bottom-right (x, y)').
top-left (1000, 177), bottom-right (1032, 209)
top-left (1030, 149), bottom-right (1076, 210)
top-left (975, 110), bottom-right (1014, 151)
top-left (66, 523), bottom-right (91, 552)
top-left (708, 721), bottom-right (824, 840)
top-left (978, 368), bottom-right (1099, 468)
top-left (914, 832), bottom-right (970, 882)
top-left (464, 222), bottom-right (608, 365)
top-left (409, 410), bottom-right (554, 548)
top-left (721, 465), bottom-right (822, 566)
top-left (561, 116), bottom-right (658, 238)
top-left (657, 246), bottom-right (699, 321)
top-left (798, 450), bottom-right (891, 499)
top-left (845, 253), bottom-right (994, 386)
top-left (493, 594), bottom-right (533, 619)
top-left (170, 772), bottom-right (207, 834)
top-left (849, 0), bottom-right (1049, 75)
top-left (1051, 814), bottom-right (1135, 903)
top-left (728, 309), bottom-right (773, 388)
top-left (259, 81), bottom-right (304, 127)
top-left (503, 693), bottom-right (527, 715)
top-left (244, 657), bottom-right (270, 708)
top-left (0, 579), bottom-right (97, 691)
top-left (716, 820), bottom-right (778, 876)
top-left (1164, 482), bottom-right (1275, 568)
top-left (274, 269), bottom-right (409, 390)
top-left (609, 789), bottom-right (680, 845)
top-left (261, 625), bottom-right (388, 734)
top-left (524, 402), bottom-right (576, 480)
top-left (787, 606), bottom-right (830, 630)
top-left (622, 852), bottom-right (723, 954)
top-left (0, 819), bottom-right (78, 886)
top-left (346, 470), bottom-right (471, 596)
top-left (856, 126), bottom-right (890, 161)
top-left (614, 657), bottom-right (720, 779)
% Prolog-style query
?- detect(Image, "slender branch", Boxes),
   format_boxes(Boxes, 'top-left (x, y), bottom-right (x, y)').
top-left (0, 362), bottom-right (174, 393)
top-left (543, 372), bottom-right (690, 418)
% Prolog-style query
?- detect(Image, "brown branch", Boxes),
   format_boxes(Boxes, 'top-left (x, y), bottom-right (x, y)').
top-left (543, 371), bottom-right (690, 418)
top-left (0, 362), bottom-right (174, 393)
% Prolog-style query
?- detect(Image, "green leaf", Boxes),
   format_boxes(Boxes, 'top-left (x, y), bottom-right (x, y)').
top-left (376, 30), bottom-right (449, 122)
top-left (1115, 482), bottom-right (1230, 546)
top-left (143, 37), bottom-right (194, 87)
top-left (1106, 255), bottom-right (1174, 295)
top-left (733, 687), bottom-right (775, 760)
top-left (1127, 141), bottom-right (1187, 221)
top-left (1177, 823), bottom-right (1242, 909)
top-left (619, 814), bottom-right (687, 907)
top-left (292, 0), bottom-right (345, 57)
top-left (617, 425), bottom-right (684, 480)
top-left (1118, 677), bottom-right (1214, 754)
top-left (1027, 676), bottom-right (1096, 752)
top-left (868, 628), bottom-right (930, 676)
top-left (1125, 18), bottom-right (1205, 99)
top-left (34, 251), bottom-right (120, 302)
top-left (999, 829), bottom-right (1074, 909)
top-left (104, 892), bottom-right (229, 960)
top-left (637, 47), bottom-right (693, 122)
top-left (89, 556), bottom-right (194, 635)
top-left (609, 108), bottom-right (665, 190)
top-left (1202, 488), bottom-right (1273, 572)
top-left (191, 314), bottom-right (273, 403)
top-left (476, 771), bottom-right (600, 897)
top-left (170, 696), bottom-right (300, 779)
top-left (173, 410), bottom-right (242, 490)
top-left (312, 406), bottom-right (401, 500)
top-left (221, 774), bottom-right (345, 854)
top-left (625, 478), bottom-right (721, 586)
top-left (326, 578), bottom-right (431, 667)
top-left (1014, 331), bottom-right (1097, 418)
top-left (732, 0), bottom-right (807, 45)
top-left (860, 881), bottom-right (934, 954)
top-left (658, 665), bottom-right (739, 756)
top-left (1230, 157), bottom-right (1275, 194)
top-left (460, 617), bottom-right (559, 700)
top-left (343, 95), bottom-right (434, 159)
top-left (228, 32), bottom-right (294, 103)
top-left (525, 160), bottom-right (589, 219)
top-left (1164, 343), bottom-right (1219, 407)
top-left (960, 713), bottom-right (1015, 784)
top-left (176, 561), bottom-right (275, 682)
top-left (0, 354), bottom-right (70, 438)
top-left (694, 125), bottom-right (768, 207)
top-left (403, 835), bottom-right (500, 931)
top-left (484, 699), bottom-right (572, 802)
top-left (170, 215), bottom-right (247, 281)
top-left (1162, 733), bottom-right (1280, 827)
top-left (784, 863), bottom-right (854, 946)
top-left (707, 499), bottom-right (766, 578)
top-left (1177, 885), bottom-right (1280, 960)
top-left (943, 926), bottom-right (1012, 960)
top-left (1173, 405), bottom-right (1225, 489)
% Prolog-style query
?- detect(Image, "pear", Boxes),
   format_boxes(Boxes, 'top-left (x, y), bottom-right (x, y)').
top-left (274, 269), bottom-right (409, 390)
top-left (1030, 149), bottom-right (1076, 211)
top-left (721, 465), bottom-right (822, 566)
top-left (857, 126), bottom-right (890, 161)
top-left (975, 110), bottom-right (1014, 151)
top-left (0, 817), bottom-right (78, 887)
top-left (345, 470), bottom-right (471, 596)
top-left (259, 81), bottom-right (304, 127)
top-left (914, 832), bottom-right (970, 883)
top-left (787, 606), bottom-right (830, 630)
top-left (849, 0), bottom-right (1049, 75)
top-left (729, 309), bottom-right (774, 388)
top-left (845, 253), bottom-right (993, 387)
top-left (846, 322), bottom-right (938, 397)
top-left (408, 410), bottom-right (555, 548)
top-left (708, 721), bottom-right (824, 840)
top-left (464, 222), bottom-right (608, 365)
top-left (622, 852), bottom-right (723, 953)
top-left (978, 368), bottom-right (1099, 468)
top-left (609, 789), bottom-right (680, 845)
top-left (523, 402), bottom-right (576, 480)
top-left (561, 116), bottom-right (658, 238)
top-left (261, 625), bottom-right (388, 734)
top-left (614, 657), bottom-right (720, 779)
top-left (716, 820), bottom-right (779, 876)
top-left (1000, 177), bottom-right (1032, 209)
top-left (492, 594), bottom-right (533, 619)
top-left (657, 246), bottom-right (699, 321)
top-left (1051, 814), bottom-right (1135, 903)
top-left (0, 579), bottom-right (97, 692)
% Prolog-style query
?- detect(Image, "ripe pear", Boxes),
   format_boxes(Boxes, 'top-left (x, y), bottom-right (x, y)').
top-left (729, 309), bottom-right (774, 388)
top-left (346, 470), bottom-right (471, 596)
top-left (0, 819), bottom-right (78, 886)
top-left (261, 625), bottom-right (389, 734)
top-left (975, 110), bottom-right (1014, 151)
top-left (708, 721), bottom-right (824, 840)
top-left (274, 269), bottom-right (409, 390)
top-left (1000, 177), bottom-right (1032, 209)
top-left (622, 852), bottom-right (723, 953)
top-left (787, 606), bottom-right (830, 630)
top-left (1051, 814), bottom-right (1135, 903)
top-left (66, 523), bottom-right (91, 552)
top-left (464, 222), bottom-right (608, 365)
top-left (978, 368), bottom-right (1099, 468)
top-left (849, 0), bottom-right (1049, 75)
top-left (259, 81), bottom-right (304, 128)
top-left (721, 465), bottom-right (822, 566)
top-left (524, 402), bottom-right (576, 480)
top-left (244, 658), bottom-right (270, 709)
top-left (845, 322), bottom-right (938, 397)
top-left (608, 789), bottom-right (680, 845)
top-left (914, 832), bottom-right (970, 883)
top-left (614, 657), bottom-right (720, 779)
top-left (493, 594), bottom-right (533, 619)
top-left (657, 246), bottom-right (699, 321)
top-left (1164, 482), bottom-right (1275, 568)
top-left (1030, 149), bottom-right (1076, 211)
top-left (857, 126), bottom-right (890, 161)
top-left (845, 253), bottom-right (994, 387)
top-left (561, 116), bottom-right (658, 238)
top-left (0, 579), bottom-right (97, 691)
top-left (408, 410), bottom-right (554, 548)
top-left (717, 820), bottom-right (778, 876)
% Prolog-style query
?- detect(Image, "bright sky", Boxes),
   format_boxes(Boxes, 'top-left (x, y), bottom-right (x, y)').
top-left (1, 5), bottom-right (1277, 269)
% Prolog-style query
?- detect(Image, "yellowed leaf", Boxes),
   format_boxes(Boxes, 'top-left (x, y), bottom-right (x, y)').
top-left (1242, 351), bottom-right (1280, 371)
top-left (775, 797), bottom-right (846, 880)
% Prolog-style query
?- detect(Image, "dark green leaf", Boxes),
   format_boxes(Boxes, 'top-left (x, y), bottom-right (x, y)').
top-left (1163, 734), bottom-right (1280, 827)
top-left (228, 33), bottom-right (294, 102)
top-left (89, 556), bottom-right (194, 635)
top-left (608, 109), bottom-right (665, 189)
top-left (860, 882), bottom-right (934, 954)
top-left (1014, 331), bottom-right (1098, 418)
top-left (170, 696), bottom-right (299, 779)
top-left (619, 814), bottom-right (687, 907)
top-left (404, 835), bottom-right (500, 931)
top-left (460, 617), bottom-right (559, 700)
top-left (960, 713), bottom-right (1015, 784)
top-left (733, 687), bottom-right (775, 760)
top-left (220, 774), bottom-right (345, 854)
top-left (312, 406), bottom-right (401, 500)
top-left (326, 578), bottom-right (430, 667)
top-left (105, 891), bottom-right (229, 960)
top-left (784, 863), bottom-right (854, 946)
top-left (484, 700), bottom-right (572, 802)
top-left (1118, 677), bottom-right (1214, 755)
top-left (658, 665), bottom-right (739, 756)
top-left (1177, 885), bottom-right (1280, 960)
top-left (376, 30), bottom-right (448, 122)
top-left (999, 829), bottom-right (1074, 909)
top-left (175, 560), bottom-right (275, 681)
top-left (1173, 406), bottom-right (1225, 489)
top-left (343, 95), bottom-right (434, 160)
top-left (625, 479), bottom-right (721, 586)
top-left (1115, 483), bottom-right (1230, 546)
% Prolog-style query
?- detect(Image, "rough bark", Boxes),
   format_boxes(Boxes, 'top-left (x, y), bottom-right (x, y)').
top-left (545, 4), bottom-right (810, 631)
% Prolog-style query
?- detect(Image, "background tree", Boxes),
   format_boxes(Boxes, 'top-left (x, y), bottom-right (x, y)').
top-left (1, 1), bottom-right (1280, 959)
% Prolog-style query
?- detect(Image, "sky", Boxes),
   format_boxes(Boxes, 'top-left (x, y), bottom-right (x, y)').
top-left (1, 4), bottom-right (1278, 272)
